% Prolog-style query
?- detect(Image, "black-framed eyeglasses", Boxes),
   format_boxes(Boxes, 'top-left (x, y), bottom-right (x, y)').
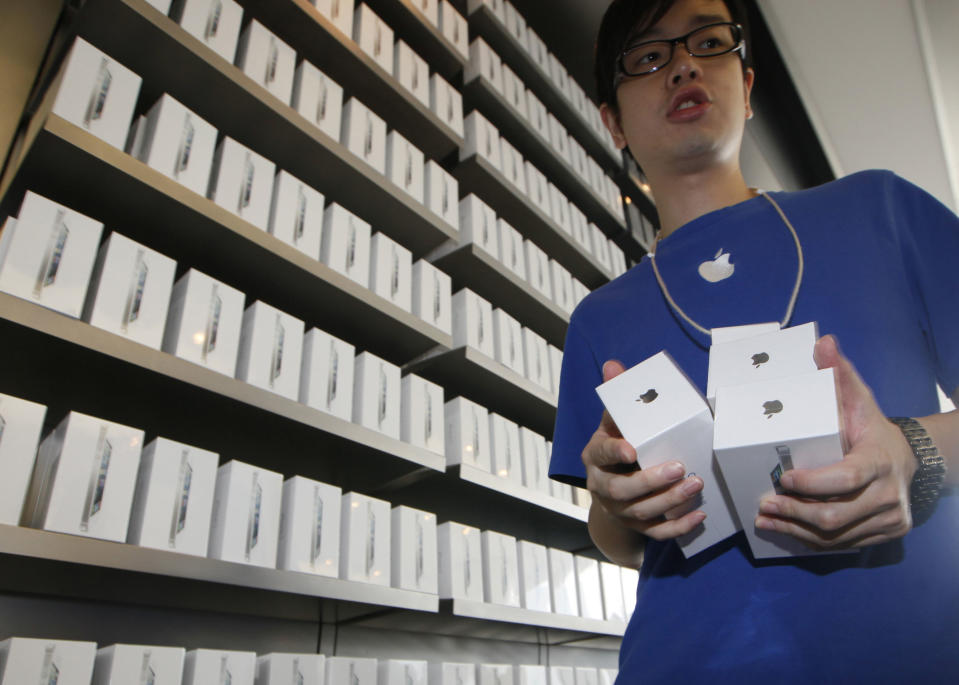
top-left (614, 22), bottom-right (745, 87)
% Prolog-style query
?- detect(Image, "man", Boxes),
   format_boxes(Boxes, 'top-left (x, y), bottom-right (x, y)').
top-left (549, 0), bottom-right (959, 680)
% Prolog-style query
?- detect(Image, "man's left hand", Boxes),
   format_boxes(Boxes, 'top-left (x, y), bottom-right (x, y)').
top-left (755, 335), bottom-right (917, 549)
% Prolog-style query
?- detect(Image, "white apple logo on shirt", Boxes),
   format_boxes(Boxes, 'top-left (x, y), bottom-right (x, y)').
top-left (698, 249), bottom-right (735, 283)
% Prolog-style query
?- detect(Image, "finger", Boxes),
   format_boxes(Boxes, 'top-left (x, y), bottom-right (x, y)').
top-left (641, 509), bottom-right (707, 541)
top-left (584, 433), bottom-right (637, 470)
top-left (779, 449), bottom-right (880, 497)
top-left (598, 360), bottom-right (629, 437)
top-left (758, 481), bottom-right (899, 534)
top-left (755, 502), bottom-right (909, 549)
top-left (621, 474), bottom-right (704, 522)
top-left (594, 460), bottom-right (688, 504)
top-left (814, 335), bottom-right (884, 442)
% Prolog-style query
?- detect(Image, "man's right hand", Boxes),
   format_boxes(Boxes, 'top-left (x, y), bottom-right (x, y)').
top-left (583, 360), bottom-right (707, 549)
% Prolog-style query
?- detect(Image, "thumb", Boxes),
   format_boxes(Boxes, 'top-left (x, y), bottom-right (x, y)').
top-left (602, 359), bottom-right (627, 382)
top-left (814, 335), bottom-right (882, 444)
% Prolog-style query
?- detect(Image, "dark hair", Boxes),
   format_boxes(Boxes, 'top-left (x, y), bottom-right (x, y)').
top-left (594, 0), bottom-right (752, 111)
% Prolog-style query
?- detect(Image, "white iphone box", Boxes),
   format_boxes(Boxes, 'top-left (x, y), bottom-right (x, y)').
top-left (462, 110), bottom-right (501, 171)
top-left (525, 162), bottom-right (551, 217)
top-left (340, 491), bottom-right (391, 585)
top-left (524, 240), bottom-right (551, 301)
top-left (706, 322), bottom-right (818, 411)
top-left (519, 427), bottom-right (549, 493)
top-left (385, 131), bottom-right (425, 204)
top-left (380, 660), bottom-right (428, 685)
top-left (0, 638), bottom-right (96, 685)
top-left (572, 278), bottom-right (589, 308)
top-left (438, 0), bottom-right (468, 59)
top-left (595, 351), bottom-right (740, 557)
top-left (24, 411), bottom-right (142, 542)
top-left (437, 520), bottom-right (483, 601)
top-left (575, 668), bottom-right (599, 685)
top-left (208, 136), bottom-right (276, 230)
top-left (424, 160), bottom-right (459, 230)
top-left (326, 657), bottom-right (376, 685)
top-left (207, 460), bottom-right (283, 568)
top-left (546, 114), bottom-right (572, 167)
top-left (394, 40), bottom-right (430, 108)
top-left (526, 89), bottom-right (549, 142)
top-left (548, 184), bottom-right (572, 236)
top-left (430, 663), bottom-right (476, 685)
top-left (82, 233), bottom-right (176, 350)
top-left (467, 0), bottom-right (505, 23)
top-left (341, 97), bottom-right (387, 175)
top-left (429, 73), bottom-right (464, 137)
top-left (570, 210), bottom-right (593, 256)
top-left (590, 224), bottom-right (613, 274)
top-left (291, 60), bottom-right (344, 141)
top-left (131, 93), bottom-right (217, 197)
top-left (503, 2), bottom-right (528, 51)
top-left (710, 321), bottom-right (782, 345)
top-left (501, 63), bottom-right (528, 120)
top-left (277, 475), bottom-right (341, 576)
top-left (458, 194), bottom-right (499, 259)
top-left (320, 203), bottom-right (372, 287)
top-left (481, 530), bottom-right (520, 607)
top-left (411, 259), bottom-right (452, 334)
top-left (550, 478), bottom-right (572, 504)
top-left (713, 367), bottom-right (848, 559)
top-left (391, 504), bottom-right (438, 593)
top-left (549, 667), bottom-right (574, 685)
top-left (401, 373), bottom-right (445, 455)
top-left (161, 268), bottom-right (245, 377)
top-left (479, 664), bottom-right (514, 685)
top-left (183, 649), bottom-right (255, 685)
top-left (235, 20), bottom-right (296, 105)
top-left (516, 539), bottom-right (551, 612)
top-left (570, 139), bottom-right (590, 184)
top-left (574, 555), bottom-right (605, 620)
top-left (517, 665), bottom-right (547, 685)
top-left (608, 239), bottom-right (627, 277)
top-left (599, 669), bottom-right (618, 685)
top-left (497, 218), bottom-right (526, 281)
top-left (489, 413), bottom-right (523, 487)
top-left (413, 0), bottom-right (438, 25)
top-left (257, 653), bottom-right (325, 685)
top-left (547, 54), bottom-right (572, 101)
top-left (0, 393), bottom-right (46, 526)
top-left (312, 0), bottom-right (355, 37)
top-left (126, 437), bottom-right (218, 557)
top-left (548, 345), bottom-right (563, 397)
top-left (492, 308), bottom-right (525, 376)
top-left (93, 644), bottom-right (185, 685)
top-left (465, 38), bottom-right (504, 94)
top-left (235, 300), bottom-right (305, 400)
top-left (369, 232), bottom-right (413, 311)
top-left (548, 548), bottom-right (579, 616)
top-left (599, 561), bottom-right (626, 623)
top-left (267, 170), bottom-right (325, 259)
top-left (352, 351), bottom-right (401, 439)
top-left (451, 288), bottom-right (495, 357)
top-left (526, 26), bottom-right (549, 71)
top-left (300, 327), bottom-right (355, 421)
top-left (500, 137), bottom-right (527, 193)
top-left (522, 327), bottom-right (550, 391)
top-left (444, 396), bottom-right (492, 471)
top-left (621, 566), bottom-right (639, 618)
top-left (353, 4), bottom-right (394, 73)
top-left (0, 192), bottom-right (103, 318)
top-left (51, 38), bottom-right (141, 150)
top-left (172, 0), bottom-right (243, 63)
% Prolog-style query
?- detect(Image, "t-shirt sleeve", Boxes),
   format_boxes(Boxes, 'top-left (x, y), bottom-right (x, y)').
top-left (549, 315), bottom-right (605, 487)
top-left (887, 172), bottom-right (959, 397)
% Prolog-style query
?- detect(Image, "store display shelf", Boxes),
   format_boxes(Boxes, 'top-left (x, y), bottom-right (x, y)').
top-left (5, 115), bottom-right (450, 364)
top-left (0, 293), bottom-right (447, 481)
top-left (446, 599), bottom-right (626, 642)
top-left (464, 74), bottom-right (626, 237)
top-left (0, 524), bottom-right (438, 614)
top-left (71, 0), bottom-right (459, 256)
top-left (428, 241), bottom-right (568, 349)
top-left (453, 153), bottom-right (609, 289)
top-left (454, 463), bottom-right (587, 523)
top-left (243, 0), bottom-right (465, 159)
top-left (467, 4), bottom-right (622, 175)
top-left (361, 0), bottom-right (468, 82)
top-left (404, 345), bottom-right (556, 437)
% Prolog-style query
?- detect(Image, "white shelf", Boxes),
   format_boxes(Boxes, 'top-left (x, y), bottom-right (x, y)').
top-left (447, 598), bottom-right (626, 637)
top-left (455, 463), bottom-right (587, 522)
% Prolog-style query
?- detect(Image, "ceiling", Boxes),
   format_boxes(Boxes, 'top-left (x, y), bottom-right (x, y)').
top-left (516, 0), bottom-right (959, 212)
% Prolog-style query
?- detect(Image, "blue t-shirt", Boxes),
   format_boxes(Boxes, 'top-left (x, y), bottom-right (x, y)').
top-left (550, 170), bottom-right (959, 682)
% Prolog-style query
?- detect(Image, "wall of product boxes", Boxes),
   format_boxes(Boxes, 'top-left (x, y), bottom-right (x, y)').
top-left (0, 0), bottom-right (639, 675)
top-left (0, 639), bottom-right (620, 685)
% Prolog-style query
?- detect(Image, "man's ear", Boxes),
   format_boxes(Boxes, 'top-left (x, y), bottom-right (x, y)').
top-left (600, 103), bottom-right (629, 150)
top-left (743, 67), bottom-right (755, 120)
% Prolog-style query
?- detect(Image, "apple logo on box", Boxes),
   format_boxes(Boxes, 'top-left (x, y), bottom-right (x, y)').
top-left (637, 388), bottom-right (658, 404)
top-left (763, 400), bottom-right (783, 418)
top-left (698, 248), bottom-right (735, 283)
top-left (752, 352), bottom-right (770, 368)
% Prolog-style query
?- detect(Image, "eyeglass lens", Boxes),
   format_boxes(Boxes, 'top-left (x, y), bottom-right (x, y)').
top-left (622, 23), bottom-right (739, 76)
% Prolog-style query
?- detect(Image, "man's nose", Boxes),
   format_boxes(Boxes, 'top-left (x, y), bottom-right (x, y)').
top-left (667, 47), bottom-right (701, 85)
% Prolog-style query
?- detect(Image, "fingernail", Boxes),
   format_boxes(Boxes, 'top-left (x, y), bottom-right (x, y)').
top-left (681, 476), bottom-right (702, 496)
top-left (779, 472), bottom-right (793, 490)
top-left (755, 516), bottom-right (775, 530)
top-left (692, 511), bottom-right (706, 525)
top-left (619, 445), bottom-right (634, 462)
top-left (759, 499), bottom-right (779, 515)
top-left (664, 462), bottom-right (684, 480)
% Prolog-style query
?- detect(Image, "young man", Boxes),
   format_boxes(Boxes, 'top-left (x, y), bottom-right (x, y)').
top-left (549, 0), bottom-right (959, 680)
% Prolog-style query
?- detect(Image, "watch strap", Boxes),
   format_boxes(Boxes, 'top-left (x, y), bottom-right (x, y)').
top-left (889, 416), bottom-right (946, 525)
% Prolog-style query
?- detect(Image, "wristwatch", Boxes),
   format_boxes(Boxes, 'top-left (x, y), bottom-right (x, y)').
top-left (889, 417), bottom-right (946, 524)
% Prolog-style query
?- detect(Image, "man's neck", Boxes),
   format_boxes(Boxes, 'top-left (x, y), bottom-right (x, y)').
top-left (648, 166), bottom-right (754, 241)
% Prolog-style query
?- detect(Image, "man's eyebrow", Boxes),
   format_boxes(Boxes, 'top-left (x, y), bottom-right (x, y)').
top-left (627, 14), bottom-right (730, 43)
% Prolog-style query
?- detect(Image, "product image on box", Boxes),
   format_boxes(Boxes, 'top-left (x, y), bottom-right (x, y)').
top-left (207, 136), bottom-right (276, 230)
top-left (478, 663), bottom-right (513, 685)
top-left (341, 97), bottom-right (387, 174)
top-left (411, 259), bottom-right (452, 334)
top-left (492, 309), bottom-right (525, 377)
top-left (0, 637), bottom-right (97, 685)
top-left (489, 413), bottom-right (522, 486)
top-left (380, 659), bottom-right (428, 685)
top-left (257, 653), bottom-right (325, 685)
top-left (431, 662), bottom-right (477, 685)
top-left (94, 644), bottom-right (186, 685)
top-left (401, 373), bottom-right (444, 455)
top-left (429, 73), bottom-right (464, 136)
top-left (394, 40), bottom-right (430, 108)
top-left (354, 3), bottom-right (394, 73)
top-left (369, 232), bottom-right (413, 311)
top-left (424, 160), bottom-right (459, 230)
top-left (458, 194), bottom-right (499, 259)
top-left (0, 393), bottom-right (46, 526)
top-left (300, 327), bottom-right (356, 422)
top-left (268, 170), bottom-right (325, 259)
top-left (320, 203), bottom-right (372, 287)
top-left (172, 0), bottom-right (244, 63)
top-left (326, 657), bottom-right (377, 685)
top-left (595, 351), bottom-right (740, 557)
top-left (183, 649), bottom-right (256, 685)
top-left (292, 60), bottom-right (344, 141)
top-left (437, 520), bottom-right (483, 601)
top-left (235, 20), bottom-right (296, 105)
top-left (392, 505), bottom-right (438, 593)
top-left (208, 460), bottom-right (282, 567)
top-left (340, 492), bottom-right (391, 585)
top-left (451, 288), bottom-right (495, 358)
top-left (462, 110), bottom-right (502, 171)
top-left (497, 219), bottom-right (526, 281)
top-left (517, 539), bottom-right (551, 612)
top-left (444, 397), bottom-right (491, 471)
top-left (548, 548), bottom-right (579, 616)
top-left (385, 131), bottom-right (425, 204)
top-left (235, 301), bottom-right (305, 401)
top-left (352, 352), bottom-right (401, 439)
top-left (438, 0), bottom-right (468, 58)
top-left (481, 530), bottom-right (520, 607)
top-left (574, 554), bottom-right (605, 620)
top-left (277, 476), bottom-right (341, 576)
